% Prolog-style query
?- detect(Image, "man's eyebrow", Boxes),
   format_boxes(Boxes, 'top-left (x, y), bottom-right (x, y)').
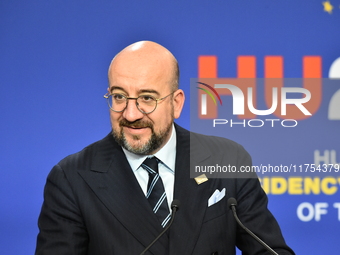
top-left (109, 86), bottom-right (126, 93)
top-left (138, 89), bottom-right (160, 96)
top-left (109, 87), bottom-right (160, 96)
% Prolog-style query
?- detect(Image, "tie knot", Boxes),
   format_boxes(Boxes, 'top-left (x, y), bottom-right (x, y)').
top-left (142, 156), bottom-right (159, 174)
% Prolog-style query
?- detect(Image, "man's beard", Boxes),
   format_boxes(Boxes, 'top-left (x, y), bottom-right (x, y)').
top-left (112, 118), bottom-right (173, 155)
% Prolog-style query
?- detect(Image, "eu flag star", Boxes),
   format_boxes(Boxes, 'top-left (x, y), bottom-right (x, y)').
top-left (322, 1), bottom-right (334, 14)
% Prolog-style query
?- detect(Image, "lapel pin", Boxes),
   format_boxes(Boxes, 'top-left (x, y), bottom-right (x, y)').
top-left (194, 174), bottom-right (208, 185)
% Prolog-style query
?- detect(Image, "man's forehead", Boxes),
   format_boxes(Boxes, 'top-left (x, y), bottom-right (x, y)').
top-left (108, 55), bottom-right (174, 89)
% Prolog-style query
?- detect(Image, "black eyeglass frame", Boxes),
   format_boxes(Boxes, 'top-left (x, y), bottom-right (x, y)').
top-left (103, 91), bottom-right (175, 114)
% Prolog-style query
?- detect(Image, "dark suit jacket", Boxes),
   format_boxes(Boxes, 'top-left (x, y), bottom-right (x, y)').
top-left (35, 124), bottom-right (294, 255)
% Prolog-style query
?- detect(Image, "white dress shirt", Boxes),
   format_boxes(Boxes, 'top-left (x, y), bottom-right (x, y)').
top-left (122, 124), bottom-right (176, 210)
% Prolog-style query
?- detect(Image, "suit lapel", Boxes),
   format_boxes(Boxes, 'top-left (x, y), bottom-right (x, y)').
top-left (76, 126), bottom-right (217, 254)
top-left (77, 134), bottom-right (168, 254)
top-left (169, 125), bottom-right (215, 255)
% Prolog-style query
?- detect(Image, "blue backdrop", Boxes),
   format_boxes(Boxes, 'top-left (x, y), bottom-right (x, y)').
top-left (1, 1), bottom-right (339, 254)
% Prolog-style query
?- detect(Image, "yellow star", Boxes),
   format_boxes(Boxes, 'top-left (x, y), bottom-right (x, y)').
top-left (323, 1), bottom-right (334, 14)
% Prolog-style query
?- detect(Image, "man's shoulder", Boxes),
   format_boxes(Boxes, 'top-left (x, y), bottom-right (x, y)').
top-left (175, 123), bottom-right (249, 156)
top-left (57, 132), bottom-right (115, 168)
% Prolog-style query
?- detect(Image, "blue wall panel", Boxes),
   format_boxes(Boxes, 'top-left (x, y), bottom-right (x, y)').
top-left (1, 1), bottom-right (339, 254)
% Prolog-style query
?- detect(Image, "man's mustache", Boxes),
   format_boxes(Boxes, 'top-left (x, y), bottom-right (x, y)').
top-left (119, 119), bottom-right (153, 129)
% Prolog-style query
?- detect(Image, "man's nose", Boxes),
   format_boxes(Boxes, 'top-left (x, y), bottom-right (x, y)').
top-left (122, 99), bottom-right (144, 122)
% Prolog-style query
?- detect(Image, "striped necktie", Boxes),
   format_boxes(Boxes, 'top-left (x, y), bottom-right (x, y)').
top-left (142, 157), bottom-right (171, 228)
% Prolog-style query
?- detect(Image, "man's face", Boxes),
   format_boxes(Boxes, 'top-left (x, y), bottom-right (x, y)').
top-left (109, 85), bottom-right (175, 155)
top-left (108, 50), bottom-right (182, 155)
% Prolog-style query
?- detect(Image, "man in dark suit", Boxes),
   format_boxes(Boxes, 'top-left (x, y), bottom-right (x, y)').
top-left (35, 41), bottom-right (295, 255)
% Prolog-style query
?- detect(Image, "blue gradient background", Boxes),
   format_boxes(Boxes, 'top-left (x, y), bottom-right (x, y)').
top-left (1, 1), bottom-right (339, 254)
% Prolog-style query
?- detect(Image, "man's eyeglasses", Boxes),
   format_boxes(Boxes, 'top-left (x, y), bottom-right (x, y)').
top-left (103, 91), bottom-right (175, 114)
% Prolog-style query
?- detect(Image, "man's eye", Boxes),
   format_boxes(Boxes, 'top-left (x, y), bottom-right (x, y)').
top-left (140, 95), bottom-right (154, 101)
top-left (112, 94), bottom-right (125, 100)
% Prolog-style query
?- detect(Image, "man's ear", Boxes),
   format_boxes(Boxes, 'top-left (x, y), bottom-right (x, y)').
top-left (173, 89), bottom-right (185, 119)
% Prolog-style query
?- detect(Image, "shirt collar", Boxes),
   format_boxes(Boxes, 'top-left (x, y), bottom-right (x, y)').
top-left (122, 124), bottom-right (177, 172)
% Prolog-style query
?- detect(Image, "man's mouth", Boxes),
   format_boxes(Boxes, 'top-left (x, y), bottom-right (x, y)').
top-left (122, 125), bottom-right (150, 135)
